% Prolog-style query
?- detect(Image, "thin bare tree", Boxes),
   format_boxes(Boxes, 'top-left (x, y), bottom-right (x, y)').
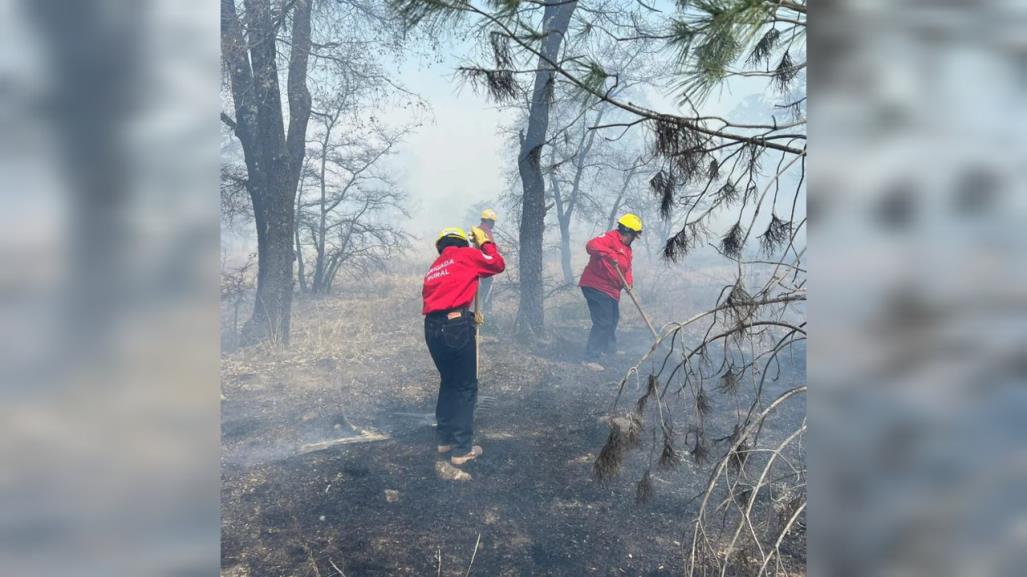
top-left (295, 96), bottom-right (415, 294)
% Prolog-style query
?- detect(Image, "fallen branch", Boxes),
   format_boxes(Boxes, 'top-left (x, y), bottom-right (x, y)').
top-left (298, 429), bottom-right (390, 454)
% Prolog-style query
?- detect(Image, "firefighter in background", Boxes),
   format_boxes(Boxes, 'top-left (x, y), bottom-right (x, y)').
top-left (578, 214), bottom-right (643, 370)
top-left (422, 226), bottom-right (505, 465)
top-left (475, 209), bottom-right (498, 315)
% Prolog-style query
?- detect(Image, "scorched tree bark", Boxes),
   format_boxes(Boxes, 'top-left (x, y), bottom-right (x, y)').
top-left (221, 0), bottom-right (312, 345)
top-left (516, 0), bottom-right (577, 340)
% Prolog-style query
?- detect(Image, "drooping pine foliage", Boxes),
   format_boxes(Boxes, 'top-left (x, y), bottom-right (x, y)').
top-left (774, 49), bottom-right (800, 92)
top-left (759, 212), bottom-right (791, 255)
top-left (720, 221), bottom-right (745, 258)
top-left (650, 169), bottom-right (677, 219)
top-left (652, 0), bottom-right (805, 265)
top-left (746, 26), bottom-right (780, 67)
top-left (670, 0), bottom-right (785, 103)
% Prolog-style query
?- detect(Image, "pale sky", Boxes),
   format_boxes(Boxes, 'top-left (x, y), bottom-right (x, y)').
top-left (388, 53), bottom-right (517, 242)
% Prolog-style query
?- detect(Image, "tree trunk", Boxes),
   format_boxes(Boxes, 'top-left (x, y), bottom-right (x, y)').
top-left (558, 105), bottom-right (603, 286)
top-left (322, 213), bottom-right (359, 294)
top-left (311, 114), bottom-right (332, 295)
top-left (559, 216), bottom-right (573, 285)
top-left (232, 298), bottom-right (242, 349)
top-left (606, 166), bottom-right (638, 230)
top-left (546, 145), bottom-right (579, 285)
top-left (312, 236), bottom-right (326, 293)
top-left (547, 147), bottom-right (575, 286)
top-left (515, 0), bottom-right (577, 340)
top-left (295, 185), bottom-right (308, 293)
top-left (222, 0), bottom-right (313, 346)
top-left (246, 177), bottom-right (298, 345)
top-left (325, 254), bottom-right (344, 293)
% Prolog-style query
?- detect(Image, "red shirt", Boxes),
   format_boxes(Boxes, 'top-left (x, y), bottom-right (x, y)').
top-left (422, 242), bottom-right (506, 314)
top-left (578, 229), bottom-right (633, 301)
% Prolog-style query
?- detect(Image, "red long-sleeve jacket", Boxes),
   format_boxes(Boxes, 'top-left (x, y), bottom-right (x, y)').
top-left (578, 229), bottom-right (633, 301)
top-left (422, 242), bottom-right (506, 314)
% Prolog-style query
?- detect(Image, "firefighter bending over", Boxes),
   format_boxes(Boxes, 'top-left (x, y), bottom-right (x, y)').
top-left (421, 226), bottom-right (505, 465)
top-left (578, 214), bottom-right (642, 370)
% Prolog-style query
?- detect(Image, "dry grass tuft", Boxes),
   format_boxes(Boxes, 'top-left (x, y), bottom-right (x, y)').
top-left (635, 468), bottom-right (654, 504)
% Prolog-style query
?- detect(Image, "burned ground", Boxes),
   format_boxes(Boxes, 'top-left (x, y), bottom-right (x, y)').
top-left (221, 272), bottom-right (805, 576)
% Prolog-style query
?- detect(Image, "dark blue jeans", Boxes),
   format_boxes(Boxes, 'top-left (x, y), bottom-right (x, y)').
top-left (582, 287), bottom-right (619, 360)
top-left (425, 310), bottom-right (478, 453)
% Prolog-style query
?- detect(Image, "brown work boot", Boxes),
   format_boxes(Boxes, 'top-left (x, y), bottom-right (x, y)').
top-left (450, 445), bottom-right (483, 466)
top-left (437, 444), bottom-right (453, 454)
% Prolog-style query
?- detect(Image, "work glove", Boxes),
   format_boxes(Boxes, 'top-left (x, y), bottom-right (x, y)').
top-left (470, 226), bottom-right (491, 247)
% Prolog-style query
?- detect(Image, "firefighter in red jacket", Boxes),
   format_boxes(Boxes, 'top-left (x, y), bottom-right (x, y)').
top-left (578, 214), bottom-right (643, 369)
top-left (422, 226), bottom-right (505, 465)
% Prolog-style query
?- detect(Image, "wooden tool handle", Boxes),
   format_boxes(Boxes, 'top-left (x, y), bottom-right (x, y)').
top-left (613, 263), bottom-right (659, 340)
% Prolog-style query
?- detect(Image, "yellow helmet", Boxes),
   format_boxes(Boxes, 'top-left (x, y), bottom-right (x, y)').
top-left (435, 224), bottom-right (468, 242)
top-left (481, 208), bottom-right (498, 222)
top-left (617, 213), bottom-right (643, 234)
top-left (436, 226), bottom-right (468, 244)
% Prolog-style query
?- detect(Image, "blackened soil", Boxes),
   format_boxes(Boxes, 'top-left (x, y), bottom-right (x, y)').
top-left (221, 321), bottom-right (804, 577)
